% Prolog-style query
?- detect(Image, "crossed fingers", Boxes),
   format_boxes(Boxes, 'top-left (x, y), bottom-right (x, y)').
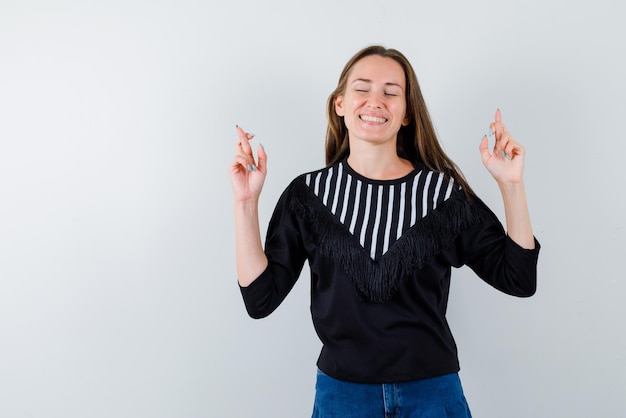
top-left (489, 109), bottom-right (523, 160)
top-left (235, 125), bottom-right (258, 171)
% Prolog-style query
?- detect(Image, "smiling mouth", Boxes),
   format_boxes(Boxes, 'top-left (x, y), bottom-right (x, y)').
top-left (360, 115), bottom-right (387, 123)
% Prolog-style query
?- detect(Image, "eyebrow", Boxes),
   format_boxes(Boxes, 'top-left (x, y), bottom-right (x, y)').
top-left (351, 78), bottom-right (404, 89)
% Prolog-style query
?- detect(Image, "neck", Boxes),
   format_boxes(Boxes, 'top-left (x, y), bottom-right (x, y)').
top-left (347, 142), bottom-right (414, 180)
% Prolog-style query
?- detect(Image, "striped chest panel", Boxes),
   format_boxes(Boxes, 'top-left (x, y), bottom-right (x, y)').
top-left (304, 161), bottom-right (457, 261)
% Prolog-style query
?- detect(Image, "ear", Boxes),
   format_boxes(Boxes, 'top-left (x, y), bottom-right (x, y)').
top-left (334, 95), bottom-right (345, 117)
top-left (402, 114), bottom-right (410, 126)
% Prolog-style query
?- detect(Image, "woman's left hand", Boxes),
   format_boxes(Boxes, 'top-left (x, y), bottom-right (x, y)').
top-left (479, 109), bottom-right (525, 185)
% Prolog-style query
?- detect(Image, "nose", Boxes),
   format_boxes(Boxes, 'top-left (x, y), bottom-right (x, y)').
top-left (366, 91), bottom-right (384, 108)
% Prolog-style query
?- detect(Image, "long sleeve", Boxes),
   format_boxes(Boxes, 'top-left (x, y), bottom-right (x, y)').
top-left (239, 181), bottom-right (308, 319)
top-left (237, 162), bottom-right (542, 383)
top-left (441, 195), bottom-right (540, 297)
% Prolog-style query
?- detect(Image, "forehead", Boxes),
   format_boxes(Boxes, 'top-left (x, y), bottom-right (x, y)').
top-left (348, 55), bottom-right (406, 87)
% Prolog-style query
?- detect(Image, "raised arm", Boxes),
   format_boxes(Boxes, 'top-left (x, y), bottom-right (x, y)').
top-left (229, 126), bottom-right (269, 286)
top-left (479, 109), bottom-right (535, 250)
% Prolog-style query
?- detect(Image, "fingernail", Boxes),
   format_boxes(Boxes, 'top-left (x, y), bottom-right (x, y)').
top-left (502, 151), bottom-right (511, 160)
top-left (259, 143), bottom-right (265, 150)
top-left (236, 124), bottom-right (239, 128)
top-left (247, 164), bottom-right (251, 171)
top-left (252, 165), bottom-right (257, 172)
top-left (247, 132), bottom-right (256, 137)
top-left (489, 128), bottom-right (493, 136)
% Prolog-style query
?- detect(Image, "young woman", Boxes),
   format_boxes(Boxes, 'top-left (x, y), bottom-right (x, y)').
top-left (230, 45), bottom-right (540, 417)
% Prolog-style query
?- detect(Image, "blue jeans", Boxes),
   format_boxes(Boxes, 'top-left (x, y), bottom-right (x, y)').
top-left (312, 369), bottom-right (472, 418)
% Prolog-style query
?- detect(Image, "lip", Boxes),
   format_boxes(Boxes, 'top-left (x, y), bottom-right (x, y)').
top-left (359, 114), bottom-right (388, 124)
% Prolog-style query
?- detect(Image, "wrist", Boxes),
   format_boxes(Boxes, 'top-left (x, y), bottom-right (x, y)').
top-left (497, 179), bottom-right (525, 193)
top-left (234, 199), bottom-right (259, 215)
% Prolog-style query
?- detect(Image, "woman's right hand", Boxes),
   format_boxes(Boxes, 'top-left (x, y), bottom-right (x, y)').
top-left (229, 125), bottom-right (267, 203)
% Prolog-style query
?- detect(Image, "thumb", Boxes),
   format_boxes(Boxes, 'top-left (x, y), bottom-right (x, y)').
top-left (256, 143), bottom-right (268, 173)
top-left (479, 135), bottom-right (491, 165)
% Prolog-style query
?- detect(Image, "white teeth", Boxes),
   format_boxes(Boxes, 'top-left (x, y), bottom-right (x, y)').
top-left (361, 115), bottom-right (386, 123)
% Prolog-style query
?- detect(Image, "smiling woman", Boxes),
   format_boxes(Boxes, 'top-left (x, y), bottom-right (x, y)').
top-left (334, 55), bottom-right (409, 159)
top-left (229, 45), bottom-right (540, 417)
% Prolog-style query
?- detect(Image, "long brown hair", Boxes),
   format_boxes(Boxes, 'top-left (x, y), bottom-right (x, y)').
top-left (325, 45), bottom-right (474, 196)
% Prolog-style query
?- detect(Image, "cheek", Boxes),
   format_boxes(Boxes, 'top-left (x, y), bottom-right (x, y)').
top-left (392, 103), bottom-right (407, 120)
top-left (348, 97), bottom-right (363, 109)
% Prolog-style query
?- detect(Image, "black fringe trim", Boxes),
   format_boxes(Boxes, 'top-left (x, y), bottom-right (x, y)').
top-left (288, 177), bottom-right (484, 303)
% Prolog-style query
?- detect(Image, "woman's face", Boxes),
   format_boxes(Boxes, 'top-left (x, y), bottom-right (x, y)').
top-left (335, 55), bottom-right (408, 148)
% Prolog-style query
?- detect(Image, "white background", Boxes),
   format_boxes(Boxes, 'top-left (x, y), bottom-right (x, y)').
top-left (1, 0), bottom-right (624, 417)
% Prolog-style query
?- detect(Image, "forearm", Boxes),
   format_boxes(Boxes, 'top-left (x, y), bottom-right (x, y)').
top-left (498, 181), bottom-right (535, 250)
top-left (234, 200), bottom-right (268, 287)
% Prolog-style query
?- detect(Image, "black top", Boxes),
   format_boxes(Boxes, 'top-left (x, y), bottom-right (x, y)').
top-left (240, 159), bottom-right (540, 384)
